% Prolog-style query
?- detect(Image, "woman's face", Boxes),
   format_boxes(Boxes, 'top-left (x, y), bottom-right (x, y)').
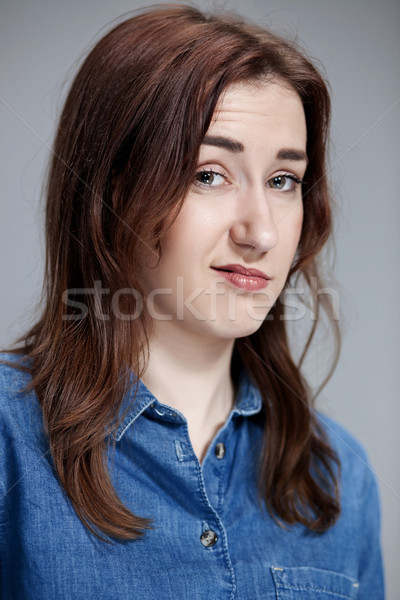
top-left (141, 80), bottom-right (307, 341)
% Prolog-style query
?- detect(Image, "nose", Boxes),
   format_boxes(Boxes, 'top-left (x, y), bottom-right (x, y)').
top-left (229, 187), bottom-right (279, 253)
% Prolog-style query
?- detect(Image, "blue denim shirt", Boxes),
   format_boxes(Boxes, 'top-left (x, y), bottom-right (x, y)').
top-left (0, 354), bottom-right (384, 599)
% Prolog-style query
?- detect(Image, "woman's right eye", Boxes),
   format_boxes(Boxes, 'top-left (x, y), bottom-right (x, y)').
top-left (194, 169), bottom-right (226, 188)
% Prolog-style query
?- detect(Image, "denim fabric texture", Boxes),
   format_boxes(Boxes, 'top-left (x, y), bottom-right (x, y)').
top-left (0, 354), bottom-right (384, 599)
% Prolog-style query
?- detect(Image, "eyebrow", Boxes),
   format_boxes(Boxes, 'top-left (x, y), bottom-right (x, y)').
top-left (202, 136), bottom-right (244, 153)
top-left (276, 148), bottom-right (308, 163)
top-left (202, 135), bottom-right (308, 163)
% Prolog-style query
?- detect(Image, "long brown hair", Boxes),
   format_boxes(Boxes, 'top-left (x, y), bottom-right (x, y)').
top-left (6, 5), bottom-right (340, 539)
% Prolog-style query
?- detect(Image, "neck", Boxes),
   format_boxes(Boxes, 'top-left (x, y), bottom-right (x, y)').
top-left (141, 323), bottom-right (235, 461)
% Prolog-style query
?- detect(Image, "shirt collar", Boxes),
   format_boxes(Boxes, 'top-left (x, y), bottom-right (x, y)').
top-left (231, 373), bottom-right (263, 417)
top-left (115, 371), bottom-right (263, 442)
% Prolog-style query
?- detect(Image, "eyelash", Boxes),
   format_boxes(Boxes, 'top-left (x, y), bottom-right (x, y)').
top-left (268, 173), bottom-right (304, 191)
top-left (194, 169), bottom-right (227, 189)
top-left (194, 169), bottom-right (304, 191)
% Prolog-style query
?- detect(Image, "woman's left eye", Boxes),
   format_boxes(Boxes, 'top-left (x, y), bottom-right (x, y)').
top-left (267, 174), bottom-right (302, 192)
top-left (194, 170), bottom-right (226, 188)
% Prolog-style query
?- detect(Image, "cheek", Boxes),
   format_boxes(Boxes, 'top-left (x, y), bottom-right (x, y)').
top-left (163, 204), bottom-right (220, 262)
top-left (162, 207), bottom-right (197, 253)
top-left (280, 209), bottom-right (304, 262)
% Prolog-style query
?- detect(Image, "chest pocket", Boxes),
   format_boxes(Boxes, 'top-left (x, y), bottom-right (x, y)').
top-left (271, 566), bottom-right (359, 599)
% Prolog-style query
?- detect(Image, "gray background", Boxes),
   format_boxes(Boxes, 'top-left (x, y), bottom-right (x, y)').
top-left (1, 0), bottom-right (399, 596)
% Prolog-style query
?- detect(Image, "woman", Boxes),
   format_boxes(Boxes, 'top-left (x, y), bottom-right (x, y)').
top-left (0, 5), bottom-right (383, 599)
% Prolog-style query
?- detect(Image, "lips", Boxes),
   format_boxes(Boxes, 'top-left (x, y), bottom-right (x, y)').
top-left (211, 264), bottom-right (270, 291)
top-left (212, 264), bottom-right (270, 279)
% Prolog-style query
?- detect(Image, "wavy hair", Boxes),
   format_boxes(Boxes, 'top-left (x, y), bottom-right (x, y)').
top-left (6, 5), bottom-right (340, 539)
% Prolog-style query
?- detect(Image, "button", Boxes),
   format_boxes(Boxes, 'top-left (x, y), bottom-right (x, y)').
top-left (215, 442), bottom-right (226, 459)
top-left (200, 530), bottom-right (218, 547)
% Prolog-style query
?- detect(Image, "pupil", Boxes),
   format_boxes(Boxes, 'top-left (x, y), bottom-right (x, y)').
top-left (201, 172), bottom-right (214, 184)
top-left (274, 176), bottom-right (285, 189)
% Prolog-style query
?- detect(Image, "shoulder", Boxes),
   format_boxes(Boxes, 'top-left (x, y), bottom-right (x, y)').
top-left (0, 351), bottom-right (33, 389)
top-left (0, 353), bottom-right (51, 526)
top-left (0, 352), bottom-right (35, 410)
top-left (316, 412), bottom-right (370, 471)
top-left (0, 352), bottom-right (43, 440)
top-left (317, 412), bottom-right (369, 464)
top-left (316, 412), bottom-right (380, 509)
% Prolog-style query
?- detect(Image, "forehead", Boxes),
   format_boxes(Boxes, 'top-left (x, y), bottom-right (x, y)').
top-left (213, 80), bottom-right (302, 117)
top-left (208, 81), bottom-right (306, 146)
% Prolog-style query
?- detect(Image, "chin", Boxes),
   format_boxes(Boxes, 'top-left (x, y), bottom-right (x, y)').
top-left (203, 315), bottom-right (268, 341)
top-left (181, 294), bottom-right (274, 340)
top-left (229, 320), bottom-right (267, 340)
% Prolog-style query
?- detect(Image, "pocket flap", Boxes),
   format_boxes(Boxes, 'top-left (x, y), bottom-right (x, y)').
top-left (271, 565), bottom-right (359, 599)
